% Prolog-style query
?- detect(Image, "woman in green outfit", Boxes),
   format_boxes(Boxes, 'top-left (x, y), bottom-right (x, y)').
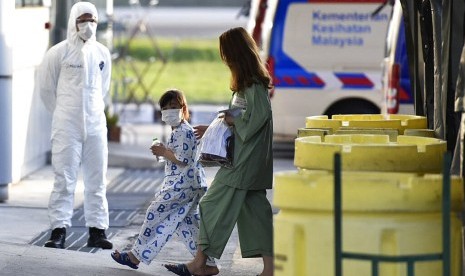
top-left (165, 27), bottom-right (274, 276)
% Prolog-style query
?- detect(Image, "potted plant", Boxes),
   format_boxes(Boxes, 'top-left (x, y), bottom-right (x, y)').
top-left (105, 108), bottom-right (121, 142)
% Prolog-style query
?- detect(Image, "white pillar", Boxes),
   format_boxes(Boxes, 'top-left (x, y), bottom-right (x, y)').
top-left (105, 0), bottom-right (114, 51)
top-left (0, 1), bottom-right (13, 201)
top-left (106, 0), bottom-right (113, 16)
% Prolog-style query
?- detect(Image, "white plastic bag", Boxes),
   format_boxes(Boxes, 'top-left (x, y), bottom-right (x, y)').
top-left (198, 116), bottom-right (234, 168)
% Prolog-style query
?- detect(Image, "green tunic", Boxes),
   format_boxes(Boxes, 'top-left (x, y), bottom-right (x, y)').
top-left (214, 82), bottom-right (273, 190)
top-left (198, 81), bottom-right (274, 258)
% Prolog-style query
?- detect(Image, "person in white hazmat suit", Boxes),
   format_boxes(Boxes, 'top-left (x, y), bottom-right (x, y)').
top-left (38, 2), bottom-right (113, 250)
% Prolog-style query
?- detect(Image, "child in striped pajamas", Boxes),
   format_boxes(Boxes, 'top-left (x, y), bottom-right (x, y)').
top-left (111, 89), bottom-right (216, 271)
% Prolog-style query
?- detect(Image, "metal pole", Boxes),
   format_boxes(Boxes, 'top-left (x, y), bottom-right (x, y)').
top-left (442, 151), bottom-right (451, 276)
top-left (0, 0), bottom-right (13, 202)
top-left (51, 0), bottom-right (69, 46)
top-left (334, 153), bottom-right (342, 276)
top-left (106, 0), bottom-right (114, 51)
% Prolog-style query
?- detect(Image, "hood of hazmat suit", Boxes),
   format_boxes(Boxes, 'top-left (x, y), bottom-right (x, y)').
top-left (39, 1), bottom-right (112, 138)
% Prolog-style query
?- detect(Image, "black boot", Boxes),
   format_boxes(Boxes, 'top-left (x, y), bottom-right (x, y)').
top-left (44, 227), bottom-right (66, 249)
top-left (87, 227), bottom-right (113, 249)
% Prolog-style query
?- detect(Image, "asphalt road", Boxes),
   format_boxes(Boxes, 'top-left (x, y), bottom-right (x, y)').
top-left (113, 7), bottom-right (249, 38)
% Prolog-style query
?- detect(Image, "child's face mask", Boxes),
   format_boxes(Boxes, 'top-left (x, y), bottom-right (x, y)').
top-left (161, 109), bottom-right (182, 126)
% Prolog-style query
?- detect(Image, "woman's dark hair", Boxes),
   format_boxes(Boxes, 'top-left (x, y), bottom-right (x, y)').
top-left (219, 27), bottom-right (272, 92)
top-left (158, 89), bottom-right (190, 120)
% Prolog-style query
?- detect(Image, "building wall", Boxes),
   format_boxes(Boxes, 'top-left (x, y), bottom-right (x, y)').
top-left (11, 6), bottom-right (52, 183)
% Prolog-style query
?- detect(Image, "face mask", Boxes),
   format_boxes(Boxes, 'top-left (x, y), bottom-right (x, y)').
top-left (77, 22), bottom-right (97, 41)
top-left (161, 109), bottom-right (183, 126)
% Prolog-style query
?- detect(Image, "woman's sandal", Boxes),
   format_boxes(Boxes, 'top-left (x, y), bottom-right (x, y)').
top-left (164, 264), bottom-right (192, 276)
top-left (110, 251), bottom-right (139, 270)
top-left (164, 263), bottom-right (219, 276)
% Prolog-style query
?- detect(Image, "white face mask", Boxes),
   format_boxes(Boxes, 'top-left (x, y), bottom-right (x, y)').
top-left (77, 22), bottom-right (97, 41)
top-left (161, 109), bottom-right (183, 126)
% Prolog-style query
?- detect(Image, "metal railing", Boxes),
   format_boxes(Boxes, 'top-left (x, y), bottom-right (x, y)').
top-left (334, 152), bottom-right (451, 276)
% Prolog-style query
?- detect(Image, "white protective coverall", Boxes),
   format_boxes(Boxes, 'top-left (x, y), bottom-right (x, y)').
top-left (39, 2), bottom-right (112, 230)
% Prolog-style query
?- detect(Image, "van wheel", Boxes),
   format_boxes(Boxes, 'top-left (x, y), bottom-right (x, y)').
top-left (325, 99), bottom-right (380, 118)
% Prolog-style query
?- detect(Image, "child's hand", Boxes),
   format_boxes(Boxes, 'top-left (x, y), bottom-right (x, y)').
top-left (150, 143), bottom-right (166, 157)
top-left (223, 113), bottom-right (234, 126)
top-left (193, 125), bottom-right (208, 139)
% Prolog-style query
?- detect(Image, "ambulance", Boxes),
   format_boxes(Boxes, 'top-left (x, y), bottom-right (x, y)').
top-left (260, 0), bottom-right (392, 142)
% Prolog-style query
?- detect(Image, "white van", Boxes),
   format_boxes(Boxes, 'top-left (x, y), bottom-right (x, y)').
top-left (260, 0), bottom-right (392, 142)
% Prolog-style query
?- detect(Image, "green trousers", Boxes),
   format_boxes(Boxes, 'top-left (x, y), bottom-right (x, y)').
top-left (198, 180), bottom-right (273, 259)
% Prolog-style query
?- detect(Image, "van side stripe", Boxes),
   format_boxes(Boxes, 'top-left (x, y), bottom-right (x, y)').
top-left (308, 0), bottom-right (384, 3)
top-left (274, 72), bottom-right (325, 88)
top-left (334, 72), bottom-right (374, 89)
top-left (399, 86), bottom-right (410, 101)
